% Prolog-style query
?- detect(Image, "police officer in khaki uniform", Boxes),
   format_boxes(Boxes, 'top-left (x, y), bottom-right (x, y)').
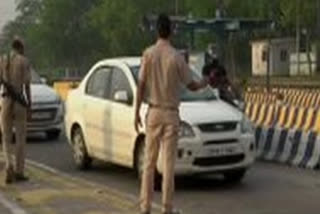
top-left (1, 38), bottom-right (32, 184)
top-left (135, 14), bottom-right (208, 214)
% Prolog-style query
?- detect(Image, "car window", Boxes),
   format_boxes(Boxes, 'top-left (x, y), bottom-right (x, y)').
top-left (130, 66), bottom-right (217, 102)
top-left (110, 67), bottom-right (133, 104)
top-left (86, 67), bottom-right (111, 99)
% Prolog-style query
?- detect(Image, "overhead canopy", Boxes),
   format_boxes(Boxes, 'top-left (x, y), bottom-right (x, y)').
top-left (142, 15), bottom-right (275, 63)
top-left (142, 15), bottom-right (275, 34)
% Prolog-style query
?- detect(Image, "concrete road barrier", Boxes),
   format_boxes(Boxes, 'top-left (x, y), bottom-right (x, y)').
top-left (246, 102), bottom-right (320, 134)
top-left (255, 127), bottom-right (320, 169)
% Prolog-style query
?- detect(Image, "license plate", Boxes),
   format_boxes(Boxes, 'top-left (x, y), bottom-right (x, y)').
top-left (32, 112), bottom-right (52, 120)
top-left (208, 146), bottom-right (239, 157)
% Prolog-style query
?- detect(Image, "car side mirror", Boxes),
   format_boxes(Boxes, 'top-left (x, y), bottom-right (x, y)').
top-left (114, 90), bottom-right (130, 104)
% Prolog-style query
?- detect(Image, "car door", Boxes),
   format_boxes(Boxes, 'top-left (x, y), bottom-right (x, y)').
top-left (83, 66), bottom-right (113, 160)
top-left (109, 66), bottom-right (136, 167)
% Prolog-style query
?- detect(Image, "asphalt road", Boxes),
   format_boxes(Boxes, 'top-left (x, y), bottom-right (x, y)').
top-left (25, 134), bottom-right (320, 214)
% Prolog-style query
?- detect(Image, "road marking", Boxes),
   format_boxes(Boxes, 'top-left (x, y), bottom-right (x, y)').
top-left (0, 192), bottom-right (28, 214)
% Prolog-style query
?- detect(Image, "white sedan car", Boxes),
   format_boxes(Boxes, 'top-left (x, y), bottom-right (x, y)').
top-left (65, 57), bottom-right (255, 183)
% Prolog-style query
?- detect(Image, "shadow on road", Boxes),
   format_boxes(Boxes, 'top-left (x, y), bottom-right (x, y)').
top-left (175, 176), bottom-right (247, 191)
top-left (88, 161), bottom-right (247, 192)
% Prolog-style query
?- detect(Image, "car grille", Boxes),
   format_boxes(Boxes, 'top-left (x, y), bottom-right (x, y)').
top-left (198, 122), bottom-right (238, 133)
top-left (193, 154), bottom-right (245, 167)
top-left (204, 139), bottom-right (238, 145)
top-left (30, 108), bottom-right (57, 122)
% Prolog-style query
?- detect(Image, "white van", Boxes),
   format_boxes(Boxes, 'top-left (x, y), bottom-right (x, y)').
top-left (27, 71), bottom-right (64, 139)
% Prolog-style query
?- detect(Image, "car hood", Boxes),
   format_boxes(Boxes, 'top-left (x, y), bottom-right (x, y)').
top-left (179, 101), bottom-right (242, 125)
top-left (141, 100), bottom-right (243, 125)
top-left (31, 84), bottom-right (59, 103)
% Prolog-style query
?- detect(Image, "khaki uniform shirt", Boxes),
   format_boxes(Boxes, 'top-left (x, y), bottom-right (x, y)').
top-left (140, 40), bottom-right (192, 125)
top-left (0, 52), bottom-right (31, 121)
top-left (1, 52), bottom-right (31, 93)
top-left (140, 40), bottom-right (192, 110)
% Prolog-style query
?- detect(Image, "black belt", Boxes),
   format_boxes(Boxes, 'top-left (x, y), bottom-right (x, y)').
top-left (149, 103), bottom-right (178, 111)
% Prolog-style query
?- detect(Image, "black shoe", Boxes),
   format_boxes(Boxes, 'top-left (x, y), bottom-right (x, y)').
top-left (4, 167), bottom-right (14, 184)
top-left (163, 210), bottom-right (182, 214)
top-left (14, 174), bottom-right (29, 182)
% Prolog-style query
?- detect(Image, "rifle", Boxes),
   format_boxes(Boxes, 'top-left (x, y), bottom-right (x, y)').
top-left (0, 77), bottom-right (29, 107)
top-left (0, 54), bottom-right (29, 108)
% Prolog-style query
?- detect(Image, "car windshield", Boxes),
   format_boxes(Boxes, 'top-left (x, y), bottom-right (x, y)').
top-left (130, 66), bottom-right (217, 102)
top-left (31, 70), bottom-right (42, 84)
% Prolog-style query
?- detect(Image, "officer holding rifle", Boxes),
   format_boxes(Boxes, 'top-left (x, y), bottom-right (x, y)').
top-left (0, 38), bottom-right (32, 184)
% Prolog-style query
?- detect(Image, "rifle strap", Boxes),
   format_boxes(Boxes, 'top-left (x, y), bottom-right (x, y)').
top-left (4, 53), bottom-right (11, 83)
top-left (4, 53), bottom-right (14, 108)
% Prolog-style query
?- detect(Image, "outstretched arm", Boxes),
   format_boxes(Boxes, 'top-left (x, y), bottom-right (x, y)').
top-left (177, 56), bottom-right (208, 91)
top-left (187, 78), bottom-right (208, 91)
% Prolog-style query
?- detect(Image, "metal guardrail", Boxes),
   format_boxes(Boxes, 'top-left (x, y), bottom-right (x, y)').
top-left (248, 76), bottom-right (320, 89)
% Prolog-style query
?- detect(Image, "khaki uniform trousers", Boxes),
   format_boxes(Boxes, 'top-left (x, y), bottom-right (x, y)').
top-left (140, 108), bottom-right (179, 213)
top-left (1, 98), bottom-right (27, 174)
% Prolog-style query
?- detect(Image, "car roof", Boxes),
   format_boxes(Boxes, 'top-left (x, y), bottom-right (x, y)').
top-left (99, 57), bottom-right (141, 67)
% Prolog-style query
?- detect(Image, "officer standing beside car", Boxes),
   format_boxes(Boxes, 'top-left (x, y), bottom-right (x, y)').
top-left (134, 14), bottom-right (208, 214)
top-left (0, 38), bottom-right (32, 184)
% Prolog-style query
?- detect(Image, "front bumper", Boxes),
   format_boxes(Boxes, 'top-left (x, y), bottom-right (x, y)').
top-left (27, 102), bottom-right (64, 133)
top-left (27, 121), bottom-right (63, 133)
top-left (157, 133), bottom-right (256, 176)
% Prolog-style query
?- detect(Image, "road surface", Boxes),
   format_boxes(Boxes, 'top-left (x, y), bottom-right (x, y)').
top-left (25, 135), bottom-right (320, 214)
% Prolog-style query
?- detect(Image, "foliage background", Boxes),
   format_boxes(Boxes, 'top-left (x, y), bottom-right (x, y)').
top-left (0, 0), bottom-right (318, 79)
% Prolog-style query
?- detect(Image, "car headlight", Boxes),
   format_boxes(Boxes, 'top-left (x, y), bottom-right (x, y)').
top-left (240, 116), bottom-right (254, 134)
top-left (179, 121), bottom-right (195, 138)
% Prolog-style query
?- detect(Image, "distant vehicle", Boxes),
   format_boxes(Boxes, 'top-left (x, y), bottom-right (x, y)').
top-left (65, 57), bottom-right (256, 184)
top-left (27, 71), bottom-right (64, 139)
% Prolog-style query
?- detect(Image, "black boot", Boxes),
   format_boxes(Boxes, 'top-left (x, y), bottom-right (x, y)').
top-left (14, 173), bottom-right (29, 182)
top-left (4, 166), bottom-right (14, 184)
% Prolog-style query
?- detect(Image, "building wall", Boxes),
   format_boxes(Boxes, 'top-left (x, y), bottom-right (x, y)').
top-left (251, 38), bottom-right (295, 76)
top-left (290, 53), bottom-right (317, 76)
top-left (252, 41), bottom-right (268, 76)
top-left (270, 40), bottom-right (296, 76)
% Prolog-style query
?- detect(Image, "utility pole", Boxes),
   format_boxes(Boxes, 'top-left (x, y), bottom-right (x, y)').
top-left (175, 0), bottom-right (179, 15)
top-left (296, 0), bottom-right (301, 75)
top-left (266, 0), bottom-right (276, 92)
top-left (216, 0), bottom-right (225, 18)
top-left (316, 0), bottom-right (320, 73)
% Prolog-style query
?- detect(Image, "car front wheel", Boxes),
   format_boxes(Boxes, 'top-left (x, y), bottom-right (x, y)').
top-left (72, 127), bottom-right (92, 170)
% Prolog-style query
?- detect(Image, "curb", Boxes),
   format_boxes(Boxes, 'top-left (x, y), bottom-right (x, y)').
top-left (25, 158), bottom-right (162, 210)
top-left (0, 192), bottom-right (28, 214)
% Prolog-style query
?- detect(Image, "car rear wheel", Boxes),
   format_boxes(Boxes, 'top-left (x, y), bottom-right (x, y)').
top-left (72, 127), bottom-right (92, 170)
top-left (223, 169), bottom-right (246, 184)
top-left (46, 130), bottom-right (61, 140)
top-left (135, 138), bottom-right (161, 191)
